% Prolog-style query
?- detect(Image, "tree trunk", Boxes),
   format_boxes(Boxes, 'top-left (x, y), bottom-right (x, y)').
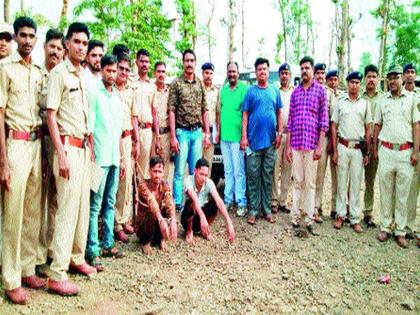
top-left (328, 4), bottom-right (339, 69)
top-left (337, 0), bottom-right (348, 87)
top-left (378, 0), bottom-right (390, 78)
top-left (279, 0), bottom-right (288, 63)
top-left (4, 0), bottom-right (10, 23)
top-left (346, 1), bottom-right (351, 72)
top-left (206, 0), bottom-right (215, 61)
top-left (227, 0), bottom-right (236, 62)
top-left (241, 0), bottom-right (246, 66)
top-left (20, 0), bottom-right (25, 12)
top-left (61, 0), bottom-right (69, 20)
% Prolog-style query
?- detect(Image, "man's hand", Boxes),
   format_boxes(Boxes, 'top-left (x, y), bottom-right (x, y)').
top-left (158, 217), bottom-right (169, 240)
top-left (286, 145), bottom-right (293, 163)
top-left (313, 146), bottom-right (322, 160)
top-left (199, 214), bottom-right (210, 239)
top-left (170, 136), bottom-right (179, 154)
top-left (169, 217), bottom-right (178, 242)
top-left (0, 161), bottom-right (11, 191)
top-left (226, 223), bottom-right (235, 243)
top-left (373, 148), bottom-right (378, 161)
top-left (155, 137), bottom-right (162, 155)
top-left (410, 151), bottom-right (418, 166)
top-left (58, 152), bottom-right (70, 179)
top-left (132, 141), bottom-right (140, 160)
top-left (240, 137), bottom-right (249, 151)
top-left (273, 134), bottom-right (282, 149)
top-left (332, 151), bottom-right (338, 166)
top-left (120, 160), bottom-right (126, 178)
top-left (363, 155), bottom-right (369, 166)
top-left (214, 132), bottom-right (220, 144)
top-left (203, 135), bottom-right (211, 150)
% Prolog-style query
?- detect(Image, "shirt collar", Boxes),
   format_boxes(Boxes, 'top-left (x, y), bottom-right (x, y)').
top-left (11, 51), bottom-right (36, 67)
top-left (182, 73), bottom-right (197, 83)
top-left (362, 90), bottom-right (379, 98)
top-left (64, 58), bottom-right (79, 74)
top-left (344, 93), bottom-right (361, 102)
top-left (386, 89), bottom-right (408, 98)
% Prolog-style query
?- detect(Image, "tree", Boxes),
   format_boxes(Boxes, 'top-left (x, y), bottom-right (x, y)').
top-left (74, 0), bottom-right (171, 67)
top-left (372, 0), bottom-right (391, 77)
top-left (277, 0), bottom-right (290, 63)
top-left (221, 0), bottom-right (237, 62)
top-left (335, 0), bottom-right (350, 87)
top-left (4, 0), bottom-right (10, 23)
top-left (358, 51), bottom-right (373, 73)
top-left (174, 0), bottom-right (197, 54)
top-left (59, 0), bottom-right (70, 31)
top-left (240, 0), bottom-right (247, 67)
top-left (199, 0), bottom-right (216, 62)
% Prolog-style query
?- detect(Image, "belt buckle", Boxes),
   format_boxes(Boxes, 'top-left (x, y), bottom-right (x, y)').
top-left (393, 144), bottom-right (400, 151)
top-left (29, 131), bottom-right (37, 141)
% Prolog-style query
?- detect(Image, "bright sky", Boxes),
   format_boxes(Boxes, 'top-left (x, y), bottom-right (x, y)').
top-left (2, 0), bottom-right (382, 78)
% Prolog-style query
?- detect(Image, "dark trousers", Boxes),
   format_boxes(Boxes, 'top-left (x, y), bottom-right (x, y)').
top-left (181, 198), bottom-right (217, 233)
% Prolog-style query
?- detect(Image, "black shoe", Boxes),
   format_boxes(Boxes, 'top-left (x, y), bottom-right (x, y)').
top-left (279, 205), bottom-right (291, 213)
top-left (363, 215), bottom-right (376, 228)
top-left (330, 210), bottom-right (337, 219)
top-left (175, 204), bottom-right (183, 213)
top-left (307, 224), bottom-right (319, 236)
top-left (406, 232), bottom-right (415, 240)
top-left (318, 208), bottom-right (323, 216)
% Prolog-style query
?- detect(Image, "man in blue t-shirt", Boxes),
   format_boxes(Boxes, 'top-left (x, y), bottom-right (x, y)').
top-left (240, 57), bottom-right (283, 225)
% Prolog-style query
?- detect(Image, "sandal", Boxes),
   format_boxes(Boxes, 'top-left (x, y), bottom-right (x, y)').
top-left (247, 216), bottom-right (256, 225)
top-left (88, 256), bottom-right (105, 272)
top-left (102, 247), bottom-right (126, 259)
top-left (265, 214), bottom-right (276, 224)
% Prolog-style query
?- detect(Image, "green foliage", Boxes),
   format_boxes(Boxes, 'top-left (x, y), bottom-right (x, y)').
top-left (73, 0), bottom-right (172, 67)
top-left (174, 0), bottom-right (197, 70)
top-left (358, 51), bottom-right (372, 73)
top-left (14, 9), bottom-right (53, 28)
top-left (275, 33), bottom-right (284, 64)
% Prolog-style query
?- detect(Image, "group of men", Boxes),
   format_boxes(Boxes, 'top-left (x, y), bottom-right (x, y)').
top-left (0, 15), bottom-right (418, 306)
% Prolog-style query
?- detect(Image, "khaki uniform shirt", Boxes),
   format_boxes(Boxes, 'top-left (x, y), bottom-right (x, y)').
top-left (362, 89), bottom-right (383, 135)
top-left (39, 65), bottom-right (50, 126)
top-left (168, 74), bottom-right (208, 128)
top-left (204, 85), bottom-right (220, 126)
top-left (279, 85), bottom-right (294, 132)
top-left (117, 82), bottom-right (138, 131)
top-left (46, 59), bottom-right (89, 138)
top-left (0, 52), bottom-right (42, 131)
top-left (375, 90), bottom-right (420, 143)
top-left (155, 85), bottom-right (169, 128)
top-left (332, 94), bottom-right (372, 141)
top-left (132, 78), bottom-right (156, 124)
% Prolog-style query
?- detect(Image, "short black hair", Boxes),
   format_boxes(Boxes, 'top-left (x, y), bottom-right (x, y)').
top-left (154, 61), bottom-right (166, 70)
top-left (66, 22), bottom-right (90, 40)
top-left (100, 54), bottom-right (117, 69)
top-left (254, 57), bottom-right (269, 69)
top-left (195, 158), bottom-right (210, 169)
top-left (182, 49), bottom-right (196, 61)
top-left (364, 64), bottom-right (379, 76)
top-left (13, 16), bottom-right (37, 34)
top-left (88, 39), bottom-right (104, 55)
top-left (112, 44), bottom-right (129, 56)
top-left (227, 61), bottom-right (239, 71)
top-left (45, 28), bottom-right (64, 44)
top-left (299, 56), bottom-right (314, 67)
top-left (150, 155), bottom-right (164, 168)
top-left (116, 53), bottom-right (131, 66)
top-left (136, 48), bottom-right (149, 59)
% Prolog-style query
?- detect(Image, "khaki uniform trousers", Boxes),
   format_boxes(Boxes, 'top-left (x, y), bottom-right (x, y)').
top-left (37, 136), bottom-right (57, 264)
top-left (2, 139), bottom-right (42, 290)
top-left (151, 132), bottom-right (174, 185)
top-left (271, 135), bottom-right (292, 208)
top-left (49, 145), bottom-right (91, 281)
top-left (406, 152), bottom-right (419, 237)
top-left (137, 128), bottom-right (153, 181)
top-left (203, 143), bottom-right (214, 174)
top-left (363, 145), bottom-right (378, 217)
top-left (336, 144), bottom-right (363, 224)
top-left (378, 146), bottom-right (414, 236)
top-left (291, 150), bottom-right (317, 225)
top-left (115, 136), bottom-right (134, 232)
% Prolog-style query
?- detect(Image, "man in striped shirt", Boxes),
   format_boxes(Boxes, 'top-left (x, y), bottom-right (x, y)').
top-left (286, 56), bottom-right (329, 235)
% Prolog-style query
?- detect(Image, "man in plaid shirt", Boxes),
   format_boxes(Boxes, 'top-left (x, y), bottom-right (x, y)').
top-left (286, 56), bottom-right (329, 235)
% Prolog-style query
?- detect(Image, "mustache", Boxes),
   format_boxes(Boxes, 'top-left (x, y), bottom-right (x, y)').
top-left (49, 53), bottom-right (59, 59)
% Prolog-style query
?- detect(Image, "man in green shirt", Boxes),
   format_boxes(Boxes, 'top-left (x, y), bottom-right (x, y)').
top-left (215, 61), bottom-right (248, 216)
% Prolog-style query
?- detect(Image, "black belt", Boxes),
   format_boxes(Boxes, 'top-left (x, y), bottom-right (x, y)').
top-left (154, 126), bottom-right (170, 134)
top-left (176, 123), bottom-right (201, 131)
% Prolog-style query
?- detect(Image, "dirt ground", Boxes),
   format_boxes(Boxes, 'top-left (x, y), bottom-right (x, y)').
top-left (0, 172), bottom-right (419, 315)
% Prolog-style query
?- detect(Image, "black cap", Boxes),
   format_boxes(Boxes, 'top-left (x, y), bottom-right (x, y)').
top-left (314, 63), bottom-right (326, 72)
top-left (346, 71), bottom-right (363, 81)
top-left (403, 63), bottom-right (416, 73)
top-left (326, 70), bottom-right (338, 80)
top-left (201, 62), bottom-right (214, 71)
top-left (278, 63), bottom-right (290, 72)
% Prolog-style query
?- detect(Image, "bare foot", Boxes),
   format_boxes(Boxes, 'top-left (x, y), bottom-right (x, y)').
top-left (185, 230), bottom-right (194, 244)
top-left (205, 233), bottom-right (213, 241)
top-left (141, 243), bottom-right (153, 255)
top-left (160, 240), bottom-right (167, 252)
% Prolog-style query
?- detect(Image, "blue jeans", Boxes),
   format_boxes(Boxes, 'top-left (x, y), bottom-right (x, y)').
top-left (87, 165), bottom-right (119, 258)
top-left (220, 141), bottom-right (247, 207)
top-left (173, 128), bottom-right (203, 205)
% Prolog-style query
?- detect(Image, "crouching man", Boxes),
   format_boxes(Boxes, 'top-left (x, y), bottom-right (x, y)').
top-left (136, 156), bottom-right (177, 254)
top-left (181, 158), bottom-right (235, 243)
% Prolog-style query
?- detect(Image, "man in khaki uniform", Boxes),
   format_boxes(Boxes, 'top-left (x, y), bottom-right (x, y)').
top-left (374, 65), bottom-right (420, 248)
top-left (0, 16), bottom-right (45, 305)
top-left (36, 28), bottom-right (65, 277)
top-left (152, 61), bottom-right (173, 182)
top-left (133, 48), bottom-right (156, 181)
top-left (331, 71), bottom-right (371, 233)
top-left (403, 63), bottom-right (420, 243)
top-left (114, 53), bottom-right (140, 243)
top-left (201, 62), bottom-right (219, 173)
top-left (46, 22), bottom-right (96, 296)
top-left (362, 64), bottom-right (383, 227)
top-left (271, 63), bottom-right (293, 213)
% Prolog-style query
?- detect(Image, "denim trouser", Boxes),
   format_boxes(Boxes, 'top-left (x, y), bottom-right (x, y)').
top-left (220, 141), bottom-right (247, 207)
top-left (87, 165), bottom-right (119, 258)
top-left (246, 145), bottom-right (277, 217)
top-left (173, 128), bottom-right (203, 206)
